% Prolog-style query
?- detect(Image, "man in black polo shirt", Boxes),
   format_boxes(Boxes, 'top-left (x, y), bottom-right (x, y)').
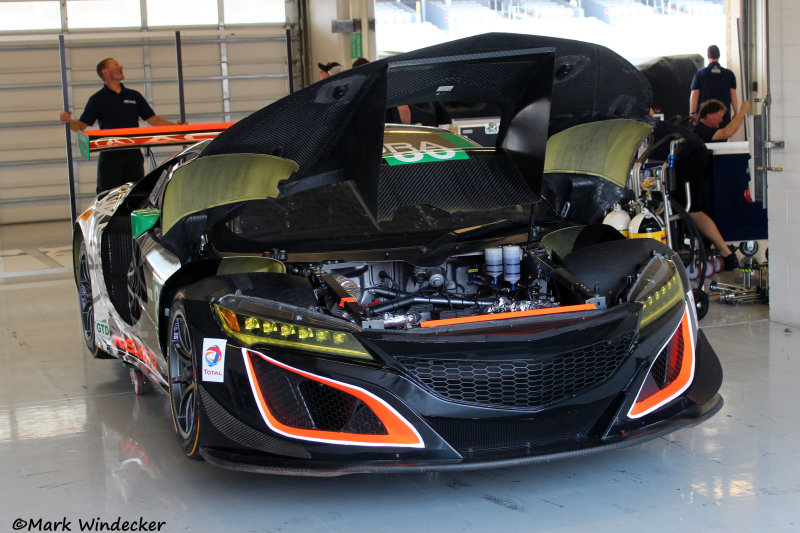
top-left (60, 58), bottom-right (181, 194)
top-left (689, 45), bottom-right (738, 127)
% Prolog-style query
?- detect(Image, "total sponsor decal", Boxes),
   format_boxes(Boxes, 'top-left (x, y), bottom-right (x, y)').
top-left (113, 333), bottom-right (158, 372)
top-left (202, 338), bottom-right (227, 382)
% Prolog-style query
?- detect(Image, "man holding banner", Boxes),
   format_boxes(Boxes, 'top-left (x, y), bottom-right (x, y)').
top-left (60, 58), bottom-right (182, 194)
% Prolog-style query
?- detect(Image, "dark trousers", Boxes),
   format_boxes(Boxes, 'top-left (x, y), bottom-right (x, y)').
top-left (97, 149), bottom-right (144, 194)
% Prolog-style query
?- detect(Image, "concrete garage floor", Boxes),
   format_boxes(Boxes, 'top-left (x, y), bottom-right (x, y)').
top-left (0, 222), bottom-right (796, 533)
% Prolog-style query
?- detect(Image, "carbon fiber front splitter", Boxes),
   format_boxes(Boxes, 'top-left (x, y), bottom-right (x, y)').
top-left (198, 393), bottom-right (723, 476)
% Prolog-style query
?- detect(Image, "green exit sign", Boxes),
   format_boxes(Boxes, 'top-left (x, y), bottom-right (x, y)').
top-left (350, 32), bottom-right (362, 59)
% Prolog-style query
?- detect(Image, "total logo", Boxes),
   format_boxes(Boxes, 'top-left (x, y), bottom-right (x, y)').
top-left (205, 345), bottom-right (222, 366)
top-left (201, 338), bottom-right (227, 382)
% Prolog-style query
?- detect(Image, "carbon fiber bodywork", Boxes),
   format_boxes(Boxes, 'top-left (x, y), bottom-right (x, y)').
top-left (72, 33), bottom-right (721, 475)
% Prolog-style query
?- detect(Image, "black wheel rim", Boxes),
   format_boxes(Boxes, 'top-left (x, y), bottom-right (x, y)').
top-left (78, 249), bottom-right (94, 346)
top-left (169, 310), bottom-right (195, 439)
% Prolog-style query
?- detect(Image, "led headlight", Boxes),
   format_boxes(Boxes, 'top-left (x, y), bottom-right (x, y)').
top-left (215, 305), bottom-right (372, 360)
top-left (628, 255), bottom-right (684, 329)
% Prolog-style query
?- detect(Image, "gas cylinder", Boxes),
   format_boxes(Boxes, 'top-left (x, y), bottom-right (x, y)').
top-left (603, 203), bottom-right (631, 238)
top-left (628, 210), bottom-right (666, 244)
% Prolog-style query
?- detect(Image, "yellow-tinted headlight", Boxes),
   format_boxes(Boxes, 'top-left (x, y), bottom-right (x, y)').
top-left (637, 267), bottom-right (684, 328)
top-left (214, 305), bottom-right (372, 360)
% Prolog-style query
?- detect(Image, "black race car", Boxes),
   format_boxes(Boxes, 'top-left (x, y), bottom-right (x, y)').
top-left (73, 33), bottom-right (722, 475)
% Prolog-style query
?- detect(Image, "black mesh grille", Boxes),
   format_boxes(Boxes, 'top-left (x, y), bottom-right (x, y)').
top-left (651, 323), bottom-right (685, 388)
top-left (249, 353), bottom-right (387, 435)
top-left (297, 381), bottom-right (387, 434)
top-left (101, 216), bottom-right (135, 324)
top-left (425, 398), bottom-right (613, 455)
top-left (397, 332), bottom-right (635, 409)
top-left (254, 362), bottom-right (315, 429)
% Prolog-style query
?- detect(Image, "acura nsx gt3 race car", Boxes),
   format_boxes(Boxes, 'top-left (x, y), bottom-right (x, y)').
top-left (73, 33), bottom-right (722, 475)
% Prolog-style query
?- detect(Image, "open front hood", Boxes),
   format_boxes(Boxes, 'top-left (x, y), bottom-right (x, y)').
top-left (201, 42), bottom-right (555, 220)
top-left (160, 34), bottom-right (652, 260)
top-left (200, 33), bottom-right (651, 221)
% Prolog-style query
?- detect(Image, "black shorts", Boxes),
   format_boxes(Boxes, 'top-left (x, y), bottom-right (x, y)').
top-left (97, 149), bottom-right (144, 194)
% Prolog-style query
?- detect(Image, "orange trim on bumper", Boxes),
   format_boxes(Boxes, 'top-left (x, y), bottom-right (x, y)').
top-left (419, 303), bottom-right (598, 328)
top-left (243, 349), bottom-right (424, 448)
top-left (628, 306), bottom-right (695, 418)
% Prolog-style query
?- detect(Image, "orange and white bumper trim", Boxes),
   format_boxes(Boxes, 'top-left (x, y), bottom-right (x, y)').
top-left (628, 303), bottom-right (696, 419)
top-left (242, 348), bottom-right (424, 448)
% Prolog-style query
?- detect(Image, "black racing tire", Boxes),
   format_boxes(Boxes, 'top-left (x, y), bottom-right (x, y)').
top-left (692, 288), bottom-right (710, 321)
top-left (77, 240), bottom-right (114, 359)
top-left (130, 366), bottom-right (148, 395)
top-left (167, 292), bottom-right (203, 460)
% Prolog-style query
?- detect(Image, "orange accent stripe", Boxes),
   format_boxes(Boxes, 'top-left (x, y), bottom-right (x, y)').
top-left (244, 349), bottom-right (423, 447)
top-left (628, 308), bottom-right (694, 418)
top-left (81, 122), bottom-right (235, 138)
top-left (419, 303), bottom-right (598, 328)
top-left (339, 297), bottom-right (358, 307)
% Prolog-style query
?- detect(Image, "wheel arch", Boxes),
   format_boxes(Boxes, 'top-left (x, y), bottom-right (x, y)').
top-left (156, 259), bottom-right (223, 358)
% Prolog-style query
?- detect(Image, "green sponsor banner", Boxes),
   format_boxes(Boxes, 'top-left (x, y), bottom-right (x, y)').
top-left (350, 32), bottom-right (363, 59)
top-left (77, 131), bottom-right (90, 160)
top-left (383, 133), bottom-right (473, 166)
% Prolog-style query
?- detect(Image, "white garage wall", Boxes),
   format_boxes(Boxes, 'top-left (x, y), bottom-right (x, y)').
top-left (766, 0), bottom-right (800, 327)
top-left (0, 25), bottom-right (300, 225)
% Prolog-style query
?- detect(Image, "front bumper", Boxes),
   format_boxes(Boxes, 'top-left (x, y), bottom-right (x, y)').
top-left (192, 298), bottom-right (723, 475)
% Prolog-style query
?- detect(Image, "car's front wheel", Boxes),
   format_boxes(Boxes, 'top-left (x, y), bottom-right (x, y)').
top-left (167, 293), bottom-right (203, 460)
top-left (77, 240), bottom-right (113, 359)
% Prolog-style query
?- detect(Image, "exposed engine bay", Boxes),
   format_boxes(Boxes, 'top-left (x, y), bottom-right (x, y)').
top-left (307, 242), bottom-right (604, 330)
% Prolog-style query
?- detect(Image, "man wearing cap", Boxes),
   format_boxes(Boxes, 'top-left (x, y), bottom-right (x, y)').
top-left (689, 45), bottom-right (738, 126)
top-left (318, 61), bottom-right (345, 80)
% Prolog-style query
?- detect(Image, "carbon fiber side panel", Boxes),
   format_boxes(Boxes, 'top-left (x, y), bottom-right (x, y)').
top-left (200, 385), bottom-right (311, 459)
top-left (378, 152), bottom-right (537, 221)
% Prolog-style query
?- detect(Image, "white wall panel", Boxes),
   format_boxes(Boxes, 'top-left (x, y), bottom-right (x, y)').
top-left (767, 1), bottom-right (800, 327)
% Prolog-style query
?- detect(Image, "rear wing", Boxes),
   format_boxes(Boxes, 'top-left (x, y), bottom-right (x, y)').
top-left (76, 122), bottom-right (234, 160)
